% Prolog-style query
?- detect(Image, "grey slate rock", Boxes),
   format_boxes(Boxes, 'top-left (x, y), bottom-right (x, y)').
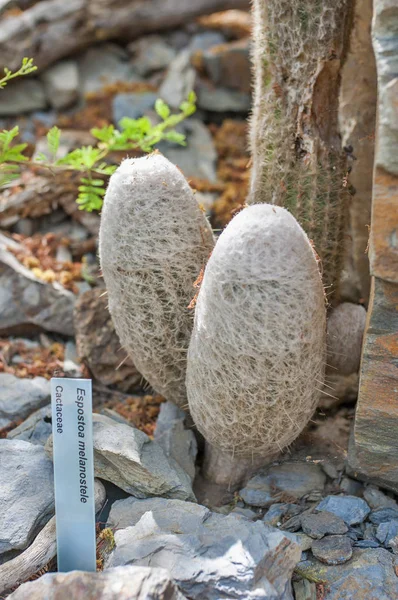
top-left (107, 497), bottom-right (206, 531)
top-left (297, 548), bottom-right (398, 599)
top-left (292, 579), bottom-right (317, 600)
top-left (112, 92), bottom-right (158, 124)
top-left (158, 118), bottom-right (217, 181)
top-left (41, 60), bottom-right (79, 110)
top-left (0, 243), bottom-right (75, 337)
top-left (154, 401), bottom-right (197, 481)
top-left (369, 507), bottom-right (398, 524)
top-left (78, 44), bottom-right (141, 94)
top-left (316, 495), bottom-right (371, 525)
top-left (159, 49), bottom-right (196, 109)
top-left (376, 520), bottom-right (398, 550)
top-left (0, 374), bottom-right (50, 430)
top-left (311, 535), bottom-right (353, 565)
top-left (85, 415), bottom-right (194, 501)
top-left (7, 404), bottom-right (52, 445)
top-left (128, 35), bottom-right (177, 76)
top-left (196, 82), bottom-right (251, 112)
top-left (0, 440), bottom-right (54, 555)
top-left (301, 511), bottom-right (348, 539)
top-left (262, 503), bottom-right (302, 527)
top-left (7, 566), bottom-right (187, 600)
top-left (189, 32), bottom-right (226, 52)
top-left (241, 462), bottom-right (326, 508)
top-left (354, 540), bottom-right (380, 548)
top-left (0, 79), bottom-right (47, 116)
top-left (363, 485), bottom-right (398, 510)
top-left (339, 476), bottom-right (364, 497)
top-left (106, 501), bottom-right (301, 600)
top-left (230, 506), bottom-right (258, 520)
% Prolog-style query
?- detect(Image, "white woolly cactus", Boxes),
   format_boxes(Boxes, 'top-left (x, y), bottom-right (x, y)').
top-left (186, 204), bottom-right (326, 460)
top-left (99, 153), bottom-right (214, 407)
top-left (327, 302), bottom-right (367, 375)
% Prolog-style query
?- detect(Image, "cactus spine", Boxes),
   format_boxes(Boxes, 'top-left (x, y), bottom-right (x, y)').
top-left (249, 0), bottom-right (354, 302)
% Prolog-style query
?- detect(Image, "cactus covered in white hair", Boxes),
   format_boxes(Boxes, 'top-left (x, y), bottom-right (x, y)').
top-left (186, 204), bottom-right (326, 459)
top-left (99, 153), bottom-right (214, 407)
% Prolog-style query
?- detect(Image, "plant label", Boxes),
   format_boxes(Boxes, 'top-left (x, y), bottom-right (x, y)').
top-left (51, 378), bottom-right (96, 572)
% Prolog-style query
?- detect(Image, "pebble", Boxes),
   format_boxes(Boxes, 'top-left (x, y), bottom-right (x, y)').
top-left (41, 60), bottom-right (79, 110)
top-left (292, 579), bottom-right (317, 600)
top-left (340, 476), bottom-right (364, 497)
top-left (316, 495), bottom-right (371, 526)
top-left (376, 520), bottom-right (398, 550)
top-left (262, 503), bottom-right (302, 527)
top-left (354, 540), bottom-right (380, 548)
top-left (311, 535), bottom-right (353, 565)
top-left (0, 374), bottom-right (50, 431)
top-left (7, 405), bottom-right (52, 446)
top-left (0, 79), bottom-right (47, 116)
top-left (301, 510), bottom-right (348, 539)
top-left (112, 92), bottom-right (158, 124)
top-left (128, 35), bottom-right (176, 76)
top-left (369, 507), bottom-right (398, 525)
top-left (363, 485), bottom-right (398, 510)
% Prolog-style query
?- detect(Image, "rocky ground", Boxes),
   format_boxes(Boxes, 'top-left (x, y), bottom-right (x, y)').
top-left (0, 3), bottom-right (397, 599)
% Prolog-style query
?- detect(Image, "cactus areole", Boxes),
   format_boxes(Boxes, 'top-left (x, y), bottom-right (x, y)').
top-left (187, 204), bottom-right (326, 458)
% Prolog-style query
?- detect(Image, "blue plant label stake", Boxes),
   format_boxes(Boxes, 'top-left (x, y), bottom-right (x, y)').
top-left (51, 378), bottom-right (96, 572)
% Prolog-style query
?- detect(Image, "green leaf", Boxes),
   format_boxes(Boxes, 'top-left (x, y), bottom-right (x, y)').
top-left (47, 126), bottom-right (61, 158)
top-left (0, 126), bottom-right (19, 150)
top-left (155, 98), bottom-right (170, 120)
top-left (162, 130), bottom-right (187, 145)
top-left (91, 125), bottom-right (115, 143)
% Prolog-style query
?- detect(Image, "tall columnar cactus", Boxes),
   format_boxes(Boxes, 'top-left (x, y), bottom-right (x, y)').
top-left (99, 154), bottom-right (214, 407)
top-left (186, 204), bottom-right (326, 471)
top-left (249, 0), bottom-right (354, 302)
top-left (327, 302), bottom-right (367, 375)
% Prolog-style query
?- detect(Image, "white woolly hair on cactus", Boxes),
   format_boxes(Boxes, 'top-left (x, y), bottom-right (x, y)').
top-left (327, 302), bottom-right (367, 376)
top-left (186, 204), bottom-right (326, 465)
top-left (99, 153), bottom-right (215, 407)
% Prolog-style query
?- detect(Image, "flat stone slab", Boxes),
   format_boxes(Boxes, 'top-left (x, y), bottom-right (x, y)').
top-left (376, 520), bottom-right (398, 550)
top-left (7, 405), bottom-right (52, 445)
top-left (297, 548), bottom-right (398, 599)
top-left (240, 462), bottom-right (326, 507)
top-left (7, 566), bottom-right (186, 599)
top-left (46, 414), bottom-right (195, 501)
top-left (0, 374), bottom-right (50, 430)
top-left (369, 507), bottom-right (398, 525)
top-left (316, 495), bottom-right (371, 525)
top-left (311, 535), bottom-right (353, 565)
top-left (0, 439), bottom-right (54, 555)
top-left (301, 511), bottom-right (348, 539)
top-left (106, 498), bottom-right (301, 600)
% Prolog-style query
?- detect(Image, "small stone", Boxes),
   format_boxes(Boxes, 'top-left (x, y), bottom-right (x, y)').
top-left (159, 49), bottom-right (196, 109)
top-left (78, 44), bottom-right (141, 93)
top-left (128, 35), bottom-right (176, 76)
top-left (0, 440), bottom-right (54, 555)
top-left (0, 374), bottom-right (50, 430)
top-left (354, 540), bottom-right (380, 548)
top-left (196, 39), bottom-right (251, 93)
top-left (283, 531), bottom-right (313, 551)
top-left (189, 31), bottom-right (226, 52)
top-left (376, 520), bottom-right (398, 549)
top-left (312, 535), bottom-right (353, 565)
top-left (292, 579), bottom-right (317, 600)
top-left (112, 92), bottom-right (158, 124)
top-left (301, 511), bottom-right (348, 539)
top-left (154, 401), bottom-right (197, 481)
top-left (7, 566), bottom-right (186, 600)
top-left (316, 495), bottom-right (371, 525)
top-left (7, 405), bottom-right (52, 445)
top-left (196, 82), bottom-right (251, 112)
top-left (158, 118), bottom-right (217, 181)
top-left (363, 522), bottom-right (378, 541)
top-left (239, 475), bottom-right (272, 507)
top-left (41, 60), bottom-right (79, 110)
top-left (230, 506), bottom-right (257, 520)
top-left (262, 503), bottom-right (302, 526)
top-left (0, 79), bottom-right (47, 116)
top-left (369, 507), bottom-right (398, 525)
top-left (363, 485), bottom-right (398, 510)
top-left (340, 476), bottom-right (364, 497)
